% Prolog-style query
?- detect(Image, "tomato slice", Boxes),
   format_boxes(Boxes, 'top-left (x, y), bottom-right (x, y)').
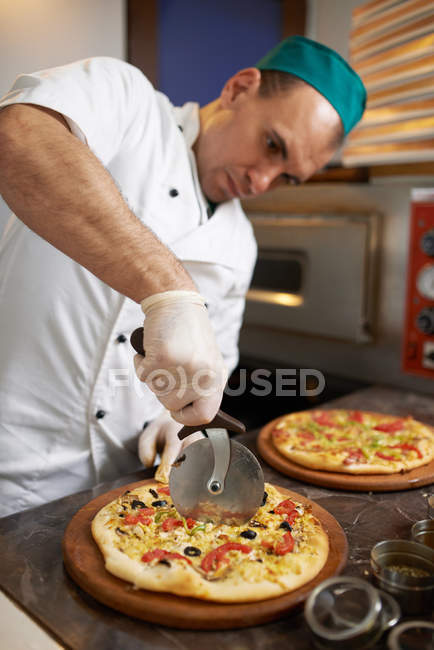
top-left (274, 499), bottom-right (297, 515)
top-left (141, 548), bottom-right (191, 564)
top-left (350, 410), bottom-right (364, 423)
top-left (139, 508), bottom-right (155, 516)
top-left (157, 486), bottom-right (170, 495)
top-left (275, 532), bottom-right (295, 555)
top-left (374, 419), bottom-right (405, 433)
top-left (299, 431), bottom-right (316, 440)
top-left (286, 510), bottom-right (299, 526)
top-left (343, 448), bottom-right (365, 465)
top-left (186, 517), bottom-right (196, 529)
top-left (123, 514), bottom-right (139, 525)
top-left (200, 542), bottom-right (251, 572)
top-left (261, 540), bottom-right (274, 550)
top-left (313, 412), bottom-right (334, 427)
top-left (162, 517), bottom-right (184, 532)
top-left (124, 512), bottom-right (153, 525)
top-left (376, 451), bottom-right (396, 461)
top-left (392, 443), bottom-right (422, 459)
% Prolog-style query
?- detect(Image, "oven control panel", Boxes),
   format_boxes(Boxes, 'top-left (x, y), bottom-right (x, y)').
top-left (402, 196), bottom-right (434, 378)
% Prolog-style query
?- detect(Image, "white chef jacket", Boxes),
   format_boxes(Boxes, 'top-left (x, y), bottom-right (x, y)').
top-left (0, 57), bottom-right (257, 517)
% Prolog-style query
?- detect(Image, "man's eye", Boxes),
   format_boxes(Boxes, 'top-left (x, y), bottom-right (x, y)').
top-left (266, 136), bottom-right (278, 152)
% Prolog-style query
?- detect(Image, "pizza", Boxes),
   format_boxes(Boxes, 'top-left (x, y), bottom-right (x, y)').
top-left (271, 409), bottom-right (434, 475)
top-left (91, 482), bottom-right (329, 602)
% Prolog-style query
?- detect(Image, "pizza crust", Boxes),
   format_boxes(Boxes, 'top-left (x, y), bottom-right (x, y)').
top-left (284, 448), bottom-right (430, 474)
top-left (91, 483), bottom-right (329, 603)
top-left (272, 409), bottom-right (434, 475)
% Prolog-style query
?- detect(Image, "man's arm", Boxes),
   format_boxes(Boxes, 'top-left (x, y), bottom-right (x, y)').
top-left (0, 104), bottom-right (195, 302)
top-left (0, 103), bottom-right (226, 425)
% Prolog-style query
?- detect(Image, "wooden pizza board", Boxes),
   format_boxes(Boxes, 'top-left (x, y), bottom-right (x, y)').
top-left (62, 478), bottom-right (347, 630)
top-left (258, 417), bottom-right (434, 492)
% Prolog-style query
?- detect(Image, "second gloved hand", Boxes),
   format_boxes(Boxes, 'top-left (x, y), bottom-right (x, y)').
top-left (138, 409), bottom-right (204, 483)
top-left (134, 290), bottom-right (227, 426)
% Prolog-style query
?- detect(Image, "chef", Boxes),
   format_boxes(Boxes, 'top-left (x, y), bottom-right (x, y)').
top-left (0, 37), bottom-right (366, 516)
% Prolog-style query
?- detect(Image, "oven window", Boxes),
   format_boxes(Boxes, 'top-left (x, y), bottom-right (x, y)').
top-left (251, 249), bottom-right (305, 293)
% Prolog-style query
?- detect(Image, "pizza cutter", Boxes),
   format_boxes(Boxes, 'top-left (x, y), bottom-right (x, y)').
top-left (171, 411), bottom-right (265, 526)
top-left (130, 327), bottom-right (264, 526)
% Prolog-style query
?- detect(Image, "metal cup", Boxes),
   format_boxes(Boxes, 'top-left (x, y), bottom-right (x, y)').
top-left (411, 519), bottom-right (434, 550)
top-left (427, 494), bottom-right (434, 519)
top-left (387, 620), bottom-right (434, 650)
top-left (371, 540), bottom-right (434, 615)
top-left (304, 576), bottom-right (400, 649)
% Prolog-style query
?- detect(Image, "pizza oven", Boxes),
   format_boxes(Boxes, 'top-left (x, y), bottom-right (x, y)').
top-left (244, 212), bottom-right (379, 343)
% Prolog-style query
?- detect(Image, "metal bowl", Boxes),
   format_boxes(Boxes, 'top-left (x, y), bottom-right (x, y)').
top-left (371, 540), bottom-right (434, 615)
top-left (411, 519), bottom-right (434, 550)
top-left (304, 576), bottom-right (400, 649)
top-left (428, 494), bottom-right (434, 519)
top-left (387, 620), bottom-right (434, 650)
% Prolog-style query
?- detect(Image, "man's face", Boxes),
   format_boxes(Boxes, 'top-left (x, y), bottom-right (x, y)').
top-left (194, 69), bottom-right (342, 204)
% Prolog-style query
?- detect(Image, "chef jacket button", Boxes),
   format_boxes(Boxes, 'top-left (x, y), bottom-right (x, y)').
top-left (116, 334), bottom-right (127, 343)
top-left (96, 410), bottom-right (106, 419)
top-left (169, 188), bottom-right (179, 197)
top-left (143, 421), bottom-right (149, 429)
top-left (178, 125), bottom-right (183, 132)
top-left (207, 205), bottom-right (213, 218)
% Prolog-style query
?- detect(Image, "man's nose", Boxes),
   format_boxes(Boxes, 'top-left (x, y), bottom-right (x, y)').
top-left (247, 165), bottom-right (280, 195)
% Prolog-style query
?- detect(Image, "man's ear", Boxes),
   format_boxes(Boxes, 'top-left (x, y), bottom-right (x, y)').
top-left (220, 68), bottom-right (262, 108)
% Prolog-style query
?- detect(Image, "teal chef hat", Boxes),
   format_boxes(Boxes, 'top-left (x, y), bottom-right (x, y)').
top-left (256, 36), bottom-right (366, 135)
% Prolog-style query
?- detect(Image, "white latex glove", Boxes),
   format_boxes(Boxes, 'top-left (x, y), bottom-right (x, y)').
top-left (138, 409), bottom-right (204, 483)
top-left (134, 290), bottom-right (227, 425)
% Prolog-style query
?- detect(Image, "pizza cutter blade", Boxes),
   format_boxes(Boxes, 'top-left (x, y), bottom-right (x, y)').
top-left (169, 411), bottom-right (265, 526)
top-left (128, 329), bottom-right (264, 525)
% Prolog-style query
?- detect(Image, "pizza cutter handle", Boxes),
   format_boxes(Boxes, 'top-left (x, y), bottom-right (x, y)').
top-left (130, 328), bottom-right (246, 440)
top-left (130, 327), bottom-right (146, 356)
top-left (178, 411), bottom-right (246, 440)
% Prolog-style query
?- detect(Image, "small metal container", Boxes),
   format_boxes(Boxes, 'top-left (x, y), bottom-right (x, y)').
top-left (411, 519), bottom-right (434, 550)
top-left (387, 620), bottom-right (434, 650)
top-left (428, 494), bottom-right (434, 519)
top-left (304, 576), bottom-right (400, 649)
top-left (371, 540), bottom-right (434, 615)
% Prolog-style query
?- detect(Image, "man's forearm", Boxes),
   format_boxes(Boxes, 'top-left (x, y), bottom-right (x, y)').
top-left (0, 104), bottom-right (196, 302)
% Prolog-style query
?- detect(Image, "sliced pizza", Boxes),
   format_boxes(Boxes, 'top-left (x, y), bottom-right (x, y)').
top-left (91, 482), bottom-right (329, 602)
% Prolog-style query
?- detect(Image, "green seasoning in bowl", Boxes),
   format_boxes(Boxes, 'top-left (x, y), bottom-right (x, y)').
top-left (386, 564), bottom-right (431, 578)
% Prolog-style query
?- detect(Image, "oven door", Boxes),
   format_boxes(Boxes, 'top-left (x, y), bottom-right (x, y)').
top-left (245, 213), bottom-right (379, 343)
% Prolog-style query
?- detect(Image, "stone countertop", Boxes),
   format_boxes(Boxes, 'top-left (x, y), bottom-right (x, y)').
top-left (0, 385), bottom-right (433, 650)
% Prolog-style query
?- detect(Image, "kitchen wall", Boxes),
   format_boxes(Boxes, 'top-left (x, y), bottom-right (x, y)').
top-left (0, 0), bottom-right (125, 233)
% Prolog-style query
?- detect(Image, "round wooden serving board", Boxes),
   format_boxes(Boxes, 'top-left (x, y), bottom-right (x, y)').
top-left (62, 479), bottom-right (347, 630)
top-left (258, 416), bottom-right (434, 492)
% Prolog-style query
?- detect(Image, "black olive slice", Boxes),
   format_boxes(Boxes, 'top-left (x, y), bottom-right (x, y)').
top-left (151, 500), bottom-right (168, 507)
top-left (279, 521), bottom-right (292, 531)
top-left (149, 488), bottom-right (158, 499)
top-left (115, 527), bottom-right (127, 535)
top-left (131, 499), bottom-right (146, 510)
top-left (184, 546), bottom-right (201, 557)
top-left (262, 491), bottom-right (268, 506)
top-left (240, 529), bottom-right (257, 540)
